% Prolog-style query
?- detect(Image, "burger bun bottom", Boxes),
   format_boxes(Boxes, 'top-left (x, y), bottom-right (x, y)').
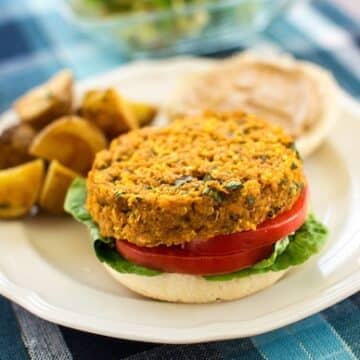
top-left (103, 264), bottom-right (288, 303)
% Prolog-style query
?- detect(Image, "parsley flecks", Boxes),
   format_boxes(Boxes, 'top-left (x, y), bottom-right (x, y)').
top-left (290, 162), bottom-right (298, 170)
top-left (202, 174), bottom-right (213, 182)
top-left (246, 195), bottom-right (255, 206)
top-left (114, 190), bottom-right (125, 199)
top-left (202, 187), bottom-right (225, 203)
top-left (224, 181), bottom-right (244, 191)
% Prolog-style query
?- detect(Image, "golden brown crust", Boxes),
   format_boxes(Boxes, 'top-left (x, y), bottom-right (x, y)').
top-left (80, 88), bottom-right (138, 138)
top-left (87, 112), bottom-right (305, 247)
top-left (0, 124), bottom-right (36, 169)
top-left (13, 69), bottom-right (73, 129)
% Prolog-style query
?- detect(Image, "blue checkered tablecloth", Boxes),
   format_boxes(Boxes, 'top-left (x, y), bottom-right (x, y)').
top-left (0, 0), bottom-right (359, 359)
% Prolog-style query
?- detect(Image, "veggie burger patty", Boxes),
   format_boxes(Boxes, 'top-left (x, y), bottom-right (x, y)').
top-left (87, 112), bottom-right (305, 247)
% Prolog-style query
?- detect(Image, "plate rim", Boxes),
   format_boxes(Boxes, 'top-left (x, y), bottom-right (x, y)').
top-left (0, 57), bottom-right (360, 344)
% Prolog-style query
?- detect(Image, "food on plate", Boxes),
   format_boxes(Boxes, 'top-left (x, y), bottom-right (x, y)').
top-left (87, 112), bottom-right (305, 247)
top-left (0, 67), bottom-right (156, 219)
top-left (65, 112), bottom-right (328, 303)
top-left (30, 116), bottom-right (107, 175)
top-left (80, 88), bottom-right (138, 138)
top-left (0, 159), bottom-right (44, 218)
top-left (13, 70), bottom-right (73, 129)
top-left (166, 53), bottom-right (339, 158)
top-left (0, 124), bottom-right (36, 169)
top-left (39, 160), bottom-right (80, 215)
top-left (128, 100), bottom-right (157, 127)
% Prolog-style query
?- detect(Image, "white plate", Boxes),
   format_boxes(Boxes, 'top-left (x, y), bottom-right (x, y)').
top-left (0, 58), bottom-right (359, 344)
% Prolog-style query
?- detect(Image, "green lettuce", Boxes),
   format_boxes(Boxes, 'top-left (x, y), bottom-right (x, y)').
top-left (204, 214), bottom-right (328, 281)
top-left (65, 178), bottom-right (328, 281)
top-left (64, 178), bottom-right (161, 276)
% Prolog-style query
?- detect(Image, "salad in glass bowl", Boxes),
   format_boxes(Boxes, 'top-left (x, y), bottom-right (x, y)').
top-left (61, 0), bottom-right (296, 57)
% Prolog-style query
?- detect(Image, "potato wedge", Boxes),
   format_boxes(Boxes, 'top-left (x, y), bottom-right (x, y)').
top-left (129, 100), bottom-right (157, 127)
top-left (14, 70), bottom-right (73, 129)
top-left (39, 160), bottom-right (81, 214)
top-left (0, 124), bottom-right (36, 169)
top-left (0, 159), bottom-right (44, 219)
top-left (29, 116), bottom-right (107, 175)
top-left (80, 88), bottom-right (138, 138)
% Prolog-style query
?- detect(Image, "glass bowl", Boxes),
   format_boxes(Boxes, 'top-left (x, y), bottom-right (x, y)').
top-left (61, 0), bottom-right (295, 58)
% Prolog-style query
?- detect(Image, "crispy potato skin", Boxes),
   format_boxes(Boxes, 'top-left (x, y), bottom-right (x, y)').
top-left (80, 88), bottom-right (138, 138)
top-left (39, 160), bottom-right (80, 215)
top-left (129, 101), bottom-right (157, 127)
top-left (29, 116), bottom-right (107, 175)
top-left (0, 124), bottom-right (36, 169)
top-left (13, 70), bottom-right (73, 129)
top-left (0, 159), bottom-right (44, 218)
top-left (87, 112), bottom-right (305, 247)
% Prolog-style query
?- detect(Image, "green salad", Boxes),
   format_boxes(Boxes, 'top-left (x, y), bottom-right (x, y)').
top-left (85, 0), bottom-right (217, 15)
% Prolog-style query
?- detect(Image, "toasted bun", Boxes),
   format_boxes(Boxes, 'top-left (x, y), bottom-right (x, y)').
top-left (293, 60), bottom-right (339, 158)
top-left (103, 264), bottom-right (288, 303)
top-left (165, 52), bottom-right (339, 158)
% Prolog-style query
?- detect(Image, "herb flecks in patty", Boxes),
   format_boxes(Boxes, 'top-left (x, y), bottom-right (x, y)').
top-left (202, 187), bottom-right (225, 203)
top-left (87, 112), bottom-right (305, 247)
top-left (224, 181), bottom-right (243, 191)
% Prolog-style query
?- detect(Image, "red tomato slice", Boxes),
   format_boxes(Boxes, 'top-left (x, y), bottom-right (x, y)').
top-left (116, 187), bottom-right (308, 276)
top-left (185, 186), bottom-right (308, 255)
top-left (116, 240), bottom-right (274, 276)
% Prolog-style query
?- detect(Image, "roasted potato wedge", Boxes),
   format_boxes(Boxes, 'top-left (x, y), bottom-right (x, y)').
top-left (0, 159), bottom-right (44, 218)
top-left (30, 116), bottom-right (107, 175)
top-left (0, 124), bottom-right (36, 169)
top-left (80, 88), bottom-right (138, 138)
top-left (14, 70), bottom-right (73, 129)
top-left (129, 100), bottom-right (157, 127)
top-left (39, 160), bottom-right (81, 214)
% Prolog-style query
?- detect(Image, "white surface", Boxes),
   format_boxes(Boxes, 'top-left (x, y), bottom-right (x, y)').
top-left (0, 58), bottom-right (359, 344)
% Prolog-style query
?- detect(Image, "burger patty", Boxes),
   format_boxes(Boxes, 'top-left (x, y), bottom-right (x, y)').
top-left (87, 112), bottom-right (305, 247)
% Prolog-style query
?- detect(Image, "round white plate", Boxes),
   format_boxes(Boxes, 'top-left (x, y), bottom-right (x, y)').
top-left (0, 58), bottom-right (359, 344)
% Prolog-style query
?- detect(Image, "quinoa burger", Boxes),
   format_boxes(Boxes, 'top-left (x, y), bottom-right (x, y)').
top-left (65, 112), bottom-right (328, 303)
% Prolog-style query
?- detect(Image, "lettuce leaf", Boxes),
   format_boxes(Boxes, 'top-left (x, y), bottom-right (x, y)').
top-left (65, 178), bottom-right (328, 281)
top-left (64, 178), bottom-right (161, 276)
top-left (204, 214), bottom-right (328, 281)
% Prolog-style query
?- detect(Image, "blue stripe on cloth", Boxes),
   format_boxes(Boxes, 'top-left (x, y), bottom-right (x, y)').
top-left (253, 313), bottom-right (356, 360)
top-left (0, 55), bottom-right (62, 112)
top-left (0, 21), bottom-right (33, 60)
top-left (322, 296), bottom-right (360, 359)
top-left (265, 17), bottom-right (360, 97)
top-left (351, 292), bottom-right (360, 310)
top-left (32, 12), bottom-right (91, 47)
top-left (11, 16), bottom-right (50, 55)
top-left (0, 296), bottom-right (29, 360)
top-left (60, 326), bottom-right (157, 360)
top-left (313, 0), bottom-right (360, 35)
top-left (212, 338), bottom-right (264, 360)
top-left (123, 343), bottom-right (230, 360)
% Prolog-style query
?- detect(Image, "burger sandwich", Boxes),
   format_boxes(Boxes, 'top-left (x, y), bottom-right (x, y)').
top-left (65, 112), bottom-right (327, 303)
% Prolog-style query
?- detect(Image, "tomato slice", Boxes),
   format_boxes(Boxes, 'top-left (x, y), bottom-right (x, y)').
top-left (116, 187), bottom-right (308, 276)
top-left (116, 240), bottom-right (274, 275)
top-left (185, 186), bottom-right (308, 255)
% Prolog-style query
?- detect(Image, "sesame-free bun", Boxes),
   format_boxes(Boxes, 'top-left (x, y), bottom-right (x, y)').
top-left (103, 264), bottom-right (288, 303)
top-left (165, 52), bottom-right (339, 158)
